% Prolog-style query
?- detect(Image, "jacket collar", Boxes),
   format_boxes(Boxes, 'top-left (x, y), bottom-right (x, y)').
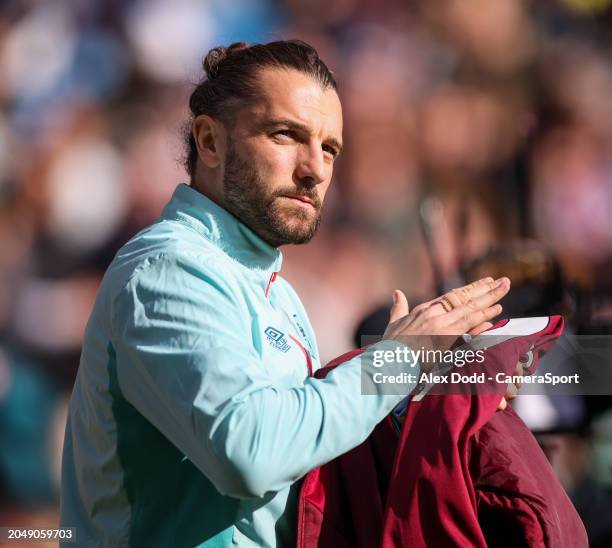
top-left (161, 183), bottom-right (283, 278)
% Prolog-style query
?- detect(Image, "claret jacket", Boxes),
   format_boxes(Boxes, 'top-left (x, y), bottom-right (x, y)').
top-left (298, 316), bottom-right (589, 548)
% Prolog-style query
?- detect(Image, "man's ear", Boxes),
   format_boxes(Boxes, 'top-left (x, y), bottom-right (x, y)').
top-left (192, 115), bottom-right (226, 169)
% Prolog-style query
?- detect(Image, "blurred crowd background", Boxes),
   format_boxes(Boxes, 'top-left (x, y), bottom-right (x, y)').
top-left (1, 0), bottom-right (612, 545)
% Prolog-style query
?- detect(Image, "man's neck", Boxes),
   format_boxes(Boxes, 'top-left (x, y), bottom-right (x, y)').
top-left (190, 179), bottom-right (225, 210)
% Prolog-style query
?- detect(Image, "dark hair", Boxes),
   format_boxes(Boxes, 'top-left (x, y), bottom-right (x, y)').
top-left (183, 39), bottom-right (337, 180)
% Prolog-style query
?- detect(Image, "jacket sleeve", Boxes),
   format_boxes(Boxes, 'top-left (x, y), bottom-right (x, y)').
top-left (111, 252), bottom-right (418, 499)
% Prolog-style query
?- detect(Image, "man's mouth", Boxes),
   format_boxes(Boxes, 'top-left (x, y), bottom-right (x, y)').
top-left (283, 195), bottom-right (317, 209)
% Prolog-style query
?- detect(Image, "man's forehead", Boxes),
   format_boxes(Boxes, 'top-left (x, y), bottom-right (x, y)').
top-left (241, 67), bottom-right (343, 135)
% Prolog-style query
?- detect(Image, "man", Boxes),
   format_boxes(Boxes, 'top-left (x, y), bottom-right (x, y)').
top-left (60, 40), bottom-right (511, 547)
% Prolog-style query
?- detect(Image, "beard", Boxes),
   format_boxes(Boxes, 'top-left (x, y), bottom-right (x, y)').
top-left (222, 136), bottom-right (323, 247)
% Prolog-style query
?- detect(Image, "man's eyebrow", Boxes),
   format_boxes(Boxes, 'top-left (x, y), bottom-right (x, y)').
top-left (265, 118), bottom-right (343, 153)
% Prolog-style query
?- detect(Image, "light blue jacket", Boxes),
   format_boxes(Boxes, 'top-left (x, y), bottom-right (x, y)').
top-left (60, 183), bottom-right (416, 547)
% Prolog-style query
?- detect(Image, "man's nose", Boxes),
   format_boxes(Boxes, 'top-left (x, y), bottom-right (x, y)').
top-left (294, 144), bottom-right (326, 186)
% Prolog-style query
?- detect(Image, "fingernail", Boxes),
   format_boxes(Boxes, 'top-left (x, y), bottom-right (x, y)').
top-left (392, 291), bottom-right (398, 305)
top-left (495, 278), bottom-right (507, 288)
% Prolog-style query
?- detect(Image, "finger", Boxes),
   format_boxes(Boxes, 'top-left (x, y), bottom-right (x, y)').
top-left (505, 382), bottom-right (519, 400)
top-left (421, 277), bottom-right (496, 319)
top-left (448, 303), bottom-right (503, 333)
top-left (389, 290), bottom-right (409, 324)
top-left (458, 277), bottom-right (510, 314)
top-left (421, 278), bottom-right (495, 309)
top-left (513, 362), bottom-right (525, 389)
top-left (444, 278), bottom-right (510, 326)
top-left (468, 321), bottom-right (493, 337)
top-left (497, 397), bottom-right (508, 411)
top-left (446, 277), bottom-right (498, 306)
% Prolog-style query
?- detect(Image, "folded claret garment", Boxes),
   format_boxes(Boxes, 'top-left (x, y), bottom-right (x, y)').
top-left (297, 316), bottom-right (588, 548)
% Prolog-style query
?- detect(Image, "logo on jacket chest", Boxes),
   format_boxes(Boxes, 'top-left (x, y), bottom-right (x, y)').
top-left (264, 326), bottom-right (291, 353)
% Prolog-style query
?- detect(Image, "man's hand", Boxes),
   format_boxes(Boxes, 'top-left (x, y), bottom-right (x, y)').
top-left (383, 277), bottom-right (511, 358)
top-left (383, 277), bottom-right (511, 409)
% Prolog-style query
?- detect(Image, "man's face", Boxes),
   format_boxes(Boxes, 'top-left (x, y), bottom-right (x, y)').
top-left (220, 67), bottom-right (343, 247)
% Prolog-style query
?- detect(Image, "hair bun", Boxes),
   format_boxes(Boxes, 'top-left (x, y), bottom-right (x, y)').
top-left (203, 42), bottom-right (250, 80)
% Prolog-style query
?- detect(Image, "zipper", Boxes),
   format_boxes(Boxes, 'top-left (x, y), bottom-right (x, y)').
top-left (288, 334), bottom-right (313, 377)
top-left (281, 307), bottom-right (314, 378)
top-left (264, 271), bottom-right (278, 298)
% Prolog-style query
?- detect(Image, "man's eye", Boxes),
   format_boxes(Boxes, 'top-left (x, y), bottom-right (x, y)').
top-left (323, 145), bottom-right (338, 157)
top-left (274, 130), bottom-right (293, 139)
